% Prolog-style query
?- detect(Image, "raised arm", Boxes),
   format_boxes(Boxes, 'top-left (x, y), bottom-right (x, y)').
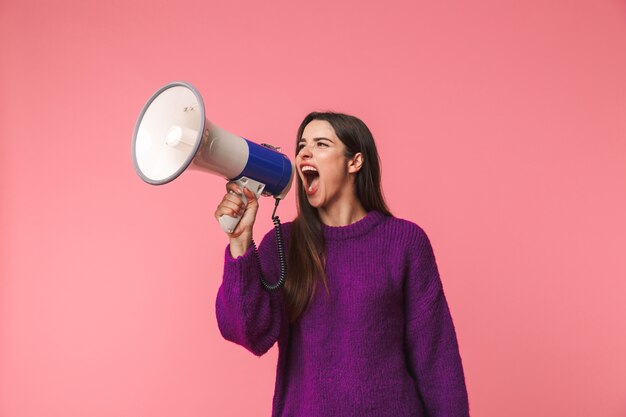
top-left (213, 182), bottom-right (287, 356)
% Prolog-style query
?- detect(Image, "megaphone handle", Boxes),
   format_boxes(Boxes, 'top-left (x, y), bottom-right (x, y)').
top-left (218, 177), bottom-right (265, 234)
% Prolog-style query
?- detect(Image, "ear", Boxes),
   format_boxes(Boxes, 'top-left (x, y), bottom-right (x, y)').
top-left (348, 152), bottom-right (363, 174)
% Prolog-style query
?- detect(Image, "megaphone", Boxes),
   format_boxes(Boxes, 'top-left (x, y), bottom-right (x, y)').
top-left (131, 81), bottom-right (295, 234)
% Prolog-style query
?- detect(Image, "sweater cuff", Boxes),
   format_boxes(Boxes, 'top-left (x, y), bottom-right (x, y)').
top-left (224, 242), bottom-right (256, 263)
top-left (222, 243), bottom-right (261, 294)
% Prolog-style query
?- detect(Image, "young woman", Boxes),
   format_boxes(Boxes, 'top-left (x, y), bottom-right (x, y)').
top-left (214, 112), bottom-right (470, 417)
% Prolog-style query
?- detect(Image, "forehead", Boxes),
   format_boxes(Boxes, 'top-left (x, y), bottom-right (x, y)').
top-left (300, 119), bottom-right (337, 141)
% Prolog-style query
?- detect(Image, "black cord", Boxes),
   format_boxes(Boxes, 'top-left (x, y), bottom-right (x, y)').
top-left (252, 197), bottom-right (287, 291)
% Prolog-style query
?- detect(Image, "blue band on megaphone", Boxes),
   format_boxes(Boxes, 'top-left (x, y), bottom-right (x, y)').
top-left (232, 139), bottom-right (293, 196)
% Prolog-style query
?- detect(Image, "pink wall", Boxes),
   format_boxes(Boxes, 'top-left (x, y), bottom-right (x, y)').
top-left (1, 0), bottom-right (625, 416)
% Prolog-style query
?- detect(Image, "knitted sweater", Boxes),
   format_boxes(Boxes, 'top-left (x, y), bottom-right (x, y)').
top-left (216, 210), bottom-right (469, 417)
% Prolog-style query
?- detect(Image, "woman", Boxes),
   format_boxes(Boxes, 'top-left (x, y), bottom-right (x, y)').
top-left (214, 112), bottom-right (470, 417)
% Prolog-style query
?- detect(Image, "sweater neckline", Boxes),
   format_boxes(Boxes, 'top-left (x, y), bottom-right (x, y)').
top-left (321, 210), bottom-right (386, 241)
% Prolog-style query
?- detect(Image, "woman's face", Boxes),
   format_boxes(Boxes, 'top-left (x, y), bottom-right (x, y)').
top-left (296, 120), bottom-right (357, 209)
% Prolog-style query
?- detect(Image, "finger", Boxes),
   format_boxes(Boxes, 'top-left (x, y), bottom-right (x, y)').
top-left (216, 208), bottom-right (244, 222)
top-left (220, 199), bottom-right (244, 213)
top-left (215, 206), bottom-right (240, 220)
top-left (225, 182), bottom-right (243, 195)
top-left (223, 193), bottom-right (246, 208)
top-left (216, 200), bottom-right (245, 217)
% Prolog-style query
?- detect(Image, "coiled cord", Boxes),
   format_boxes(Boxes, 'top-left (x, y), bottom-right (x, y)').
top-left (251, 197), bottom-right (287, 291)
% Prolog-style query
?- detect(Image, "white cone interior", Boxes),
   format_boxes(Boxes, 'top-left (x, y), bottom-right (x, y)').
top-left (134, 86), bottom-right (203, 182)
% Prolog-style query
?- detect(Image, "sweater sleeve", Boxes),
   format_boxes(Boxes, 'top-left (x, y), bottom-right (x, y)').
top-left (215, 226), bottom-right (287, 356)
top-left (404, 228), bottom-right (470, 417)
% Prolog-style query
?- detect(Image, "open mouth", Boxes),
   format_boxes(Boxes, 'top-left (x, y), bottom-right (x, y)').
top-left (301, 167), bottom-right (320, 195)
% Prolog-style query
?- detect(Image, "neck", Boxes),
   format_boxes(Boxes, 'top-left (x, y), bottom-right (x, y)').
top-left (318, 194), bottom-right (367, 227)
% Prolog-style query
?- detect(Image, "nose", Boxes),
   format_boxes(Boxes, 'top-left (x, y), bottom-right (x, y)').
top-left (298, 144), bottom-right (313, 159)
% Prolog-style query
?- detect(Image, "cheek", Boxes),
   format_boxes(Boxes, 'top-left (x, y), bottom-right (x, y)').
top-left (321, 161), bottom-right (349, 184)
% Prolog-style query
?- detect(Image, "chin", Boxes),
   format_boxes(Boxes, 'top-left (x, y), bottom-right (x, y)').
top-left (305, 196), bottom-right (321, 208)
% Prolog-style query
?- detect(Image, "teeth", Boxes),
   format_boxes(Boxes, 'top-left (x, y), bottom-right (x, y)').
top-left (302, 166), bottom-right (318, 173)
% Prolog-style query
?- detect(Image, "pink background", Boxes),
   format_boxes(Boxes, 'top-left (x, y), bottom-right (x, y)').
top-left (1, 0), bottom-right (625, 416)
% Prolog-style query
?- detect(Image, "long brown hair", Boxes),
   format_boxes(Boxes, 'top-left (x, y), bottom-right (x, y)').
top-left (284, 112), bottom-right (392, 322)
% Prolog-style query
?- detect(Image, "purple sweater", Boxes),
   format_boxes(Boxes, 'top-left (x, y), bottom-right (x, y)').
top-left (216, 210), bottom-right (469, 417)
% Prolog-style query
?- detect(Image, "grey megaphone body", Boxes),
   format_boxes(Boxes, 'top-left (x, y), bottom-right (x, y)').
top-left (131, 81), bottom-right (295, 234)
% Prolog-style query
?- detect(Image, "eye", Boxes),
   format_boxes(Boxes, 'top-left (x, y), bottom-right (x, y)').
top-left (317, 142), bottom-right (329, 147)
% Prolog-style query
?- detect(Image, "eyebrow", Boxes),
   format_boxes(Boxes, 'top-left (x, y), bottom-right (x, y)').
top-left (297, 137), bottom-right (334, 144)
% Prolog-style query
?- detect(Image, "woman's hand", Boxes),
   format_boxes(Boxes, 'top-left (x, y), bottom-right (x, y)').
top-left (214, 182), bottom-right (259, 256)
